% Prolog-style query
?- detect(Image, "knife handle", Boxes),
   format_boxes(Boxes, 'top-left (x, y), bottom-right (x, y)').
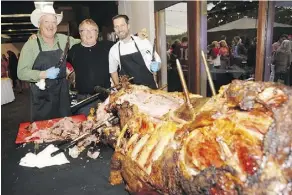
top-left (51, 149), bottom-right (64, 157)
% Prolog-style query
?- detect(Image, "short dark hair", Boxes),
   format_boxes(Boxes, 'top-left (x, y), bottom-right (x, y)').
top-left (221, 35), bottom-right (227, 40)
top-left (182, 37), bottom-right (188, 43)
top-left (233, 36), bottom-right (241, 42)
top-left (112, 14), bottom-right (129, 24)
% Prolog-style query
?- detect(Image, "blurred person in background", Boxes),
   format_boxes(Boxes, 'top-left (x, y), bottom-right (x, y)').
top-left (210, 41), bottom-right (221, 68)
top-left (247, 37), bottom-right (257, 68)
top-left (173, 37), bottom-right (188, 76)
top-left (219, 40), bottom-right (230, 69)
top-left (272, 34), bottom-right (288, 53)
top-left (168, 37), bottom-right (188, 92)
top-left (1, 54), bottom-right (9, 77)
top-left (7, 50), bottom-right (22, 93)
top-left (231, 36), bottom-right (247, 66)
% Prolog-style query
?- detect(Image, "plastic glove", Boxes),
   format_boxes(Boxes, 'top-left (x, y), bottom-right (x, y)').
top-left (46, 67), bottom-right (60, 79)
top-left (150, 61), bottom-right (160, 72)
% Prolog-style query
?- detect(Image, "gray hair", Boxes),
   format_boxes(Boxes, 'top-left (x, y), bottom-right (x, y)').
top-left (279, 40), bottom-right (291, 52)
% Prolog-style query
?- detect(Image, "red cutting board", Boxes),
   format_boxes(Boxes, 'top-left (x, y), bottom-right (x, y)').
top-left (15, 115), bottom-right (87, 144)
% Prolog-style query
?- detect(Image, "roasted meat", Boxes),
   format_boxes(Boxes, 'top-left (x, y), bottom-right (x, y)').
top-left (25, 117), bottom-right (101, 158)
top-left (25, 117), bottom-right (82, 143)
top-left (104, 80), bottom-right (292, 195)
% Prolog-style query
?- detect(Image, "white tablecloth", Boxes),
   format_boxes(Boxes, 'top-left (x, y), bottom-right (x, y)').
top-left (1, 78), bottom-right (15, 105)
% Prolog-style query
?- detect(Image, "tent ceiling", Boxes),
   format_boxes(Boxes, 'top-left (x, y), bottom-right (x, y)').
top-left (207, 17), bottom-right (292, 32)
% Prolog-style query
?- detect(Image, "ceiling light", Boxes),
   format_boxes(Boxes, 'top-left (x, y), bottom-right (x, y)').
top-left (1, 14), bottom-right (31, 18)
top-left (2, 22), bottom-right (32, 25)
top-left (2, 29), bottom-right (38, 33)
top-left (1, 34), bottom-right (11, 39)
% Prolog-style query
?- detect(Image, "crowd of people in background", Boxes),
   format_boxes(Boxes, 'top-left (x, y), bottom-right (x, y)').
top-left (1, 50), bottom-right (25, 93)
top-left (207, 35), bottom-right (258, 70)
top-left (166, 33), bottom-right (292, 88)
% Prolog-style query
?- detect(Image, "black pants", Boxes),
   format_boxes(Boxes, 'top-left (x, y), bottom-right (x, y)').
top-left (275, 71), bottom-right (290, 86)
top-left (167, 69), bottom-right (183, 92)
top-left (290, 66), bottom-right (292, 86)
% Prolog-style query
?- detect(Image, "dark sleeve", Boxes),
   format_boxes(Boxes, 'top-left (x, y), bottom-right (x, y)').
top-left (99, 40), bottom-right (114, 53)
top-left (67, 45), bottom-right (77, 66)
top-left (287, 53), bottom-right (291, 69)
top-left (273, 52), bottom-right (279, 65)
top-left (107, 40), bottom-right (115, 50)
top-left (238, 44), bottom-right (247, 55)
top-left (172, 47), bottom-right (180, 58)
top-left (67, 47), bottom-right (74, 64)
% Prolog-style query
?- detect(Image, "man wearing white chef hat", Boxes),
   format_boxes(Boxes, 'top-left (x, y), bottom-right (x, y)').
top-left (17, 2), bottom-right (80, 121)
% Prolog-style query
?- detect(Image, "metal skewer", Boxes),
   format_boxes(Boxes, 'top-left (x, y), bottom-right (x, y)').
top-left (176, 59), bottom-right (192, 109)
top-left (158, 84), bottom-right (168, 90)
top-left (71, 93), bottom-right (100, 109)
top-left (71, 77), bottom-right (134, 113)
top-left (201, 50), bottom-right (216, 96)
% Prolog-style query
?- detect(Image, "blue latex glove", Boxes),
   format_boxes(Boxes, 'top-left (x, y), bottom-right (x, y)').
top-left (150, 61), bottom-right (160, 72)
top-left (46, 67), bottom-right (60, 79)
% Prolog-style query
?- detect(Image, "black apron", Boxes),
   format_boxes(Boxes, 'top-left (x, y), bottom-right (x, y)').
top-left (30, 38), bottom-right (71, 121)
top-left (118, 37), bottom-right (157, 89)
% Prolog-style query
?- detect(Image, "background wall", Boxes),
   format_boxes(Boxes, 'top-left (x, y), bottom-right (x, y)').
top-left (1, 43), bottom-right (25, 57)
top-left (118, 0), bottom-right (156, 42)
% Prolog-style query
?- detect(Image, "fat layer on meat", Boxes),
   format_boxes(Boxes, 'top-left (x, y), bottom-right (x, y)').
top-left (105, 81), bottom-right (292, 195)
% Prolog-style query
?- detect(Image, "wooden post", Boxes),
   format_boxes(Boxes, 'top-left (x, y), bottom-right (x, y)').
top-left (200, 0), bottom-right (208, 97)
top-left (255, 1), bottom-right (268, 81)
top-left (154, 12), bottom-right (160, 87)
top-left (187, 1), bottom-right (201, 94)
top-left (155, 10), bottom-right (167, 90)
top-left (263, 1), bottom-right (275, 81)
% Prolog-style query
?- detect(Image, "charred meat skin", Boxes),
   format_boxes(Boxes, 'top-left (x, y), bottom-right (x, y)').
top-left (105, 81), bottom-right (292, 195)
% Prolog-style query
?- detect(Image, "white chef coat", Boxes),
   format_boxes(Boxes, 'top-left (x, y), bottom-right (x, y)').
top-left (109, 35), bottom-right (161, 73)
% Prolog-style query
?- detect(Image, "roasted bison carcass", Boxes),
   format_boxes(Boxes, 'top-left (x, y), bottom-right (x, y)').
top-left (105, 81), bottom-right (291, 195)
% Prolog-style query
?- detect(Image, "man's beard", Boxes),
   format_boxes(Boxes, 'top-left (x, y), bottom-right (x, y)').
top-left (118, 31), bottom-right (129, 40)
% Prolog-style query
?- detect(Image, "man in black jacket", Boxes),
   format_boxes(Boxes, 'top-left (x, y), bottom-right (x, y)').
top-left (67, 19), bottom-right (114, 116)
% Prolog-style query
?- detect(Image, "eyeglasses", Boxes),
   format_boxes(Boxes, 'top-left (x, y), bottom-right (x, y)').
top-left (79, 29), bottom-right (98, 34)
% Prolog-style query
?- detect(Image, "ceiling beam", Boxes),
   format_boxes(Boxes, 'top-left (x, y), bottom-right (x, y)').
top-left (2, 32), bottom-right (34, 36)
top-left (1, 14), bottom-right (31, 18)
top-left (2, 29), bottom-right (38, 33)
top-left (2, 22), bottom-right (32, 25)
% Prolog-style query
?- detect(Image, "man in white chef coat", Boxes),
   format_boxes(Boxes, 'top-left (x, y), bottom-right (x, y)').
top-left (109, 14), bottom-right (161, 89)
